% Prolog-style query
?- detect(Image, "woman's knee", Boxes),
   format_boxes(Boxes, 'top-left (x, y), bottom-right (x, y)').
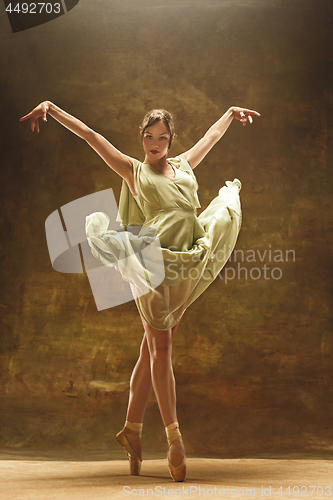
top-left (146, 328), bottom-right (172, 361)
top-left (150, 344), bottom-right (172, 363)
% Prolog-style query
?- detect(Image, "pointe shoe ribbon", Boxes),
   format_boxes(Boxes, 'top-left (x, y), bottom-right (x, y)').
top-left (116, 429), bottom-right (142, 476)
top-left (165, 422), bottom-right (187, 482)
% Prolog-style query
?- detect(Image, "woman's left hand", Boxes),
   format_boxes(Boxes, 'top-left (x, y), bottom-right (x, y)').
top-left (231, 107), bottom-right (261, 126)
top-left (20, 101), bottom-right (49, 133)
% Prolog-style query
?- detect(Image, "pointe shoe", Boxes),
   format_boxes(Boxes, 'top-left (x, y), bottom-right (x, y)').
top-left (116, 429), bottom-right (142, 476)
top-left (168, 446), bottom-right (187, 482)
top-left (166, 424), bottom-right (186, 482)
top-left (165, 422), bottom-right (186, 482)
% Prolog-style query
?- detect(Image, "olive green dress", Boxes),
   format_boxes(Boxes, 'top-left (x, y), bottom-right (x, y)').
top-left (85, 156), bottom-right (242, 331)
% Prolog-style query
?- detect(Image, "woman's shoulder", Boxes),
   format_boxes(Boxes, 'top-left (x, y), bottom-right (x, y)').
top-left (122, 157), bottom-right (142, 197)
top-left (127, 156), bottom-right (141, 169)
top-left (126, 156), bottom-right (147, 180)
top-left (167, 155), bottom-right (192, 172)
top-left (168, 155), bottom-right (198, 191)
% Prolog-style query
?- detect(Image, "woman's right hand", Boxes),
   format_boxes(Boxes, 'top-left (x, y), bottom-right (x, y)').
top-left (19, 100), bottom-right (133, 183)
top-left (20, 101), bottom-right (49, 133)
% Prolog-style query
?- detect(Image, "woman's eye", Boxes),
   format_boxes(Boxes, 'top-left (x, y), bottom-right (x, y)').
top-left (160, 137), bottom-right (167, 140)
top-left (146, 135), bottom-right (152, 139)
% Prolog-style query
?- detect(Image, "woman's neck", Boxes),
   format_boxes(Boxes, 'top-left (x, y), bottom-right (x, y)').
top-left (143, 154), bottom-right (169, 171)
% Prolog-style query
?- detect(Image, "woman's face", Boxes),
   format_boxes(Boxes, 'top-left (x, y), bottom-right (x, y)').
top-left (142, 120), bottom-right (173, 162)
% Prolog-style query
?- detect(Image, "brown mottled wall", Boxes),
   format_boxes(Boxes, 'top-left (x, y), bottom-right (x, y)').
top-left (0, 0), bottom-right (332, 457)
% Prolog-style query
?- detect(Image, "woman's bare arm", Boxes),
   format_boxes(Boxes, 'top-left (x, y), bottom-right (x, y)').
top-left (180, 106), bottom-right (260, 169)
top-left (20, 101), bottom-right (133, 181)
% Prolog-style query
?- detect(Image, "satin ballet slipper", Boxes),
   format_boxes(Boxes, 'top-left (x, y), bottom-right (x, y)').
top-left (116, 421), bottom-right (142, 476)
top-left (165, 422), bottom-right (186, 482)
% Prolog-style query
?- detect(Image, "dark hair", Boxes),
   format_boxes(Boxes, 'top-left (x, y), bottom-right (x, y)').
top-left (139, 109), bottom-right (175, 149)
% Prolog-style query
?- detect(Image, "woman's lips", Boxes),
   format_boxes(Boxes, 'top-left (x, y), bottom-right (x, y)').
top-left (150, 150), bottom-right (159, 154)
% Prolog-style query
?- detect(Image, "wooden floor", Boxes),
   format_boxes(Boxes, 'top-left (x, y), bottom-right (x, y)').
top-left (0, 457), bottom-right (332, 500)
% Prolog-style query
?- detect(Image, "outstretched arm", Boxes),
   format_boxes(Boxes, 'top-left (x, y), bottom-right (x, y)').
top-left (180, 106), bottom-right (260, 169)
top-left (19, 101), bottom-right (133, 181)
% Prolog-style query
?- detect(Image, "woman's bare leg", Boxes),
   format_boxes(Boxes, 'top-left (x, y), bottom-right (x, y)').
top-left (125, 320), bottom-right (181, 423)
top-left (120, 333), bottom-right (151, 462)
top-left (123, 285), bottom-right (184, 465)
top-left (126, 334), bottom-right (152, 424)
top-left (125, 284), bottom-right (181, 422)
top-left (122, 285), bottom-right (182, 461)
top-left (122, 319), bottom-right (182, 462)
top-left (140, 314), bottom-right (184, 467)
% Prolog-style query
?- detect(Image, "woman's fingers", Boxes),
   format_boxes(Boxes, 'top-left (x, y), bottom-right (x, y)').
top-left (20, 108), bottom-right (47, 132)
top-left (30, 117), bottom-right (39, 133)
top-left (247, 109), bottom-right (261, 117)
top-left (240, 111), bottom-right (247, 126)
top-left (19, 112), bottom-right (32, 121)
top-left (239, 108), bottom-right (260, 126)
top-left (242, 108), bottom-right (261, 118)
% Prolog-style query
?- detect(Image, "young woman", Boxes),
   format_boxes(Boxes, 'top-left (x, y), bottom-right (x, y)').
top-left (20, 102), bottom-right (260, 482)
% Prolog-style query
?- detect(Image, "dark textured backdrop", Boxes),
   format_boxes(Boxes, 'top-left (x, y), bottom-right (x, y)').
top-left (0, 0), bottom-right (332, 459)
